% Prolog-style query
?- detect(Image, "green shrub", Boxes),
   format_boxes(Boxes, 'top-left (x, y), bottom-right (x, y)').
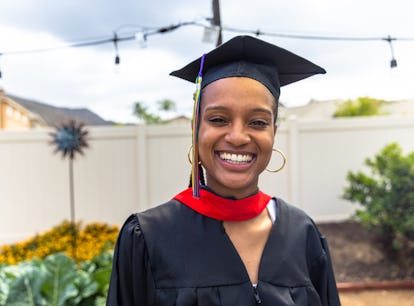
top-left (343, 142), bottom-right (414, 256)
top-left (333, 96), bottom-right (385, 117)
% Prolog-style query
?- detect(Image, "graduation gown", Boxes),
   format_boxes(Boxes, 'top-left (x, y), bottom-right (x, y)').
top-left (107, 197), bottom-right (341, 306)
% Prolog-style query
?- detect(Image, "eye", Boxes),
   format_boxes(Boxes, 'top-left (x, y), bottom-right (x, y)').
top-left (249, 119), bottom-right (270, 128)
top-left (207, 116), bottom-right (228, 125)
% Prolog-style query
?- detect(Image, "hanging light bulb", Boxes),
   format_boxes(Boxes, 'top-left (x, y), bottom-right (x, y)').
top-left (202, 25), bottom-right (220, 44)
top-left (385, 35), bottom-right (397, 69)
top-left (135, 32), bottom-right (147, 48)
top-left (113, 33), bottom-right (120, 65)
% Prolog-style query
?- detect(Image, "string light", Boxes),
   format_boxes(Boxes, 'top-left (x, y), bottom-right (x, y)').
top-left (384, 35), bottom-right (398, 68)
top-left (112, 33), bottom-right (120, 65)
top-left (135, 32), bottom-right (147, 48)
top-left (0, 20), bottom-right (414, 72)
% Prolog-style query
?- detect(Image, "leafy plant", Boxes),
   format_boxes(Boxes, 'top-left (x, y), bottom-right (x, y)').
top-left (1, 260), bottom-right (46, 306)
top-left (343, 142), bottom-right (414, 256)
top-left (41, 254), bottom-right (78, 306)
top-left (0, 252), bottom-right (113, 306)
top-left (333, 96), bottom-right (386, 117)
top-left (133, 99), bottom-right (177, 124)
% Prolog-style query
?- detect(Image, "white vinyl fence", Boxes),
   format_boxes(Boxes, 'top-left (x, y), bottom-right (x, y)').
top-left (1, 116), bottom-right (414, 244)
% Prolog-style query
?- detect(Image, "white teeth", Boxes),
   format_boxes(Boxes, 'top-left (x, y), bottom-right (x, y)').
top-left (219, 152), bottom-right (253, 164)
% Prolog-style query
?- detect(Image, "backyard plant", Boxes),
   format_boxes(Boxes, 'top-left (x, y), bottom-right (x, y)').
top-left (50, 120), bottom-right (89, 260)
top-left (0, 251), bottom-right (112, 306)
top-left (0, 221), bottom-right (118, 265)
top-left (333, 96), bottom-right (385, 117)
top-left (343, 142), bottom-right (414, 259)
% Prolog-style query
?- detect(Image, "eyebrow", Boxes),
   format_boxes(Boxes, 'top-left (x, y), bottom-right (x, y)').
top-left (204, 106), bottom-right (272, 116)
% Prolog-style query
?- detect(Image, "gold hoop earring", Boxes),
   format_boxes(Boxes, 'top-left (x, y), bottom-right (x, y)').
top-left (266, 148), bottom-right (286, 173)
top-left (187, 145), bottom-right (194, 165)
top-left (187, 145), bottom-right (201, 165)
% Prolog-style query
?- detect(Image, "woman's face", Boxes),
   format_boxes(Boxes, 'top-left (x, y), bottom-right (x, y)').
top-left (198, 77), bottom-right (276, 199)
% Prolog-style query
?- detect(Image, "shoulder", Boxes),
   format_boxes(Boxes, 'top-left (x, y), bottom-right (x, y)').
top-left (274, 197), bottom-right (315, 227)
top-left (273, 197), bottom-right (326, 260)
top-left (116, 201), bottom-right (185, 243)
top-left (137, 199), bottom-right (195, 229)
top-left (115, 200), bottom-right (200, 262)
top-left (136, 199), bottom-right (217, 241)
top-left (138, 199), bottom-right (185, 220)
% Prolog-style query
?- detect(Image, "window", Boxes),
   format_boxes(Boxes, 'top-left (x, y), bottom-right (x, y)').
top-left (6, 106), bottom-right (13, 117)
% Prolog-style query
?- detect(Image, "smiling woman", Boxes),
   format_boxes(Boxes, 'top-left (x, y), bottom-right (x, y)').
top-left (106, 36), bottom-right (341, 306)
top-left (198, 77), bottom-right (276, 199)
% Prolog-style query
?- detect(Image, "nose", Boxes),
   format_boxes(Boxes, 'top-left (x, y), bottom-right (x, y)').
top-left (224, 121), bottom-right (250, 146)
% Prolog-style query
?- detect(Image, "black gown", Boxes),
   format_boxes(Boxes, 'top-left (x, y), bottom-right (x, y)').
top-left (107, 197), bottom-right (341, 306)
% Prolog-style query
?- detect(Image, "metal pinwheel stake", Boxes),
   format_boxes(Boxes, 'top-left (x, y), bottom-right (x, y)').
top-left (50, 120), bottom-right (89, 260)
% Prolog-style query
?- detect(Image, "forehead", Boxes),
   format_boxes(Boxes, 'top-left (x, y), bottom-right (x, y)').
top-left (201, 77), bottom-right (275, 106)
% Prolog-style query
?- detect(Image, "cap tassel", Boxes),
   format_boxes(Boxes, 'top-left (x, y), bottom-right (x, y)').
top-left (191, 54), bottom-right (206, 198)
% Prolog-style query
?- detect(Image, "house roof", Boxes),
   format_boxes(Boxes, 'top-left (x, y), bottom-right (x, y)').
top-left (7, 94), bottom-right (111, 126)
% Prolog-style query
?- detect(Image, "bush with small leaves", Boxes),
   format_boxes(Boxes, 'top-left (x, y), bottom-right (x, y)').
top-left (343, 142), bottom-right (414, 260)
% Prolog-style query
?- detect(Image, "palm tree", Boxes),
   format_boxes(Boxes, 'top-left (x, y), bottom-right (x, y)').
top-left (157, 99), bottom-right (176, 112)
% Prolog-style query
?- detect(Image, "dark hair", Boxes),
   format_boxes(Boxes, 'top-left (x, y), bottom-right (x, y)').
top-left (188, 164), bottom-right (206, 188)
top-left (272, 97), bottom-right (279, 125)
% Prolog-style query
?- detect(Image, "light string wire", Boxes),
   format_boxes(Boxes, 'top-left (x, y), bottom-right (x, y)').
top-left (221, 25), bottom-right (414, 42)
top-left (1, 20), bottom-right (413, 79)
top-left (191, 54), bottom-right (206, 198)
top-left (1, 20), bottom-right (414, 56)
top-left (0, 22), bottom-right (199, 55)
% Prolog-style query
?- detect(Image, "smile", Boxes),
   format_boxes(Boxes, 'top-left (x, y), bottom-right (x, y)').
top-left (218, 152), bottom-right (254, 165)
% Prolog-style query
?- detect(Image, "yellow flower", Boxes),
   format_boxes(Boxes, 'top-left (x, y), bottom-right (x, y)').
top-left (0, 220), bottom-right (118, 265)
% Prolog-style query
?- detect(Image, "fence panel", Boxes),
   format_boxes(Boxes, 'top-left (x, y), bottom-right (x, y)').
top-left (1, 116), bottom-right (414, 244)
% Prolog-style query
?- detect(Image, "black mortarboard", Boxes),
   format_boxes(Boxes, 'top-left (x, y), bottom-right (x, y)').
top-left (170, 35), bottom-right (326, 99)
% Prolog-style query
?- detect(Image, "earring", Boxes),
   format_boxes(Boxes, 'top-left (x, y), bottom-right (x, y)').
top-left (266, 148), bottom-right (286, 173)
top-left (187, 145), bottom-right (194, 165)
top-left (187, 145), bottom-right (201, 165)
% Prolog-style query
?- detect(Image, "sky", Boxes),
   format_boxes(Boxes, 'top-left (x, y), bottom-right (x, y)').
top-left (1, 0), bottom-right (414, 123)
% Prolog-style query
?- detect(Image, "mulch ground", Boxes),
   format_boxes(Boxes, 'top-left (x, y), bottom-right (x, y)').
top-left (316, 221), bottom-right (414, 283)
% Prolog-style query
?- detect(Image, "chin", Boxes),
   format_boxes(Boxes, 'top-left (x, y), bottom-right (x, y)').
top-left (220, 178), bottom-right (258, 194)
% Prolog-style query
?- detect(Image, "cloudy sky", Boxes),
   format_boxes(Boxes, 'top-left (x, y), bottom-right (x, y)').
top-left (1, 0), bottom-right (414, 123)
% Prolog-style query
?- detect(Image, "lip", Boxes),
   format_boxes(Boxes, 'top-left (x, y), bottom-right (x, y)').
top-left (215, 150), bottom-right (256, 170)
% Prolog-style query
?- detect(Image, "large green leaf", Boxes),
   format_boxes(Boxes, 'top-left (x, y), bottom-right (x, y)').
top-left (94, 296), bottom-right (107, 306)
top-left (0, 251), bottom-right (113, 305)
top-left (0, 267), bottom-right (11, 305)
top-left (92, 266), bottom-right (111, 295)
top-left (67, 270), bottom-right (98, 305)
top-left (4, 262), bottom-right (46, 306)
top-left (41, 253), bottom-right (78, 306)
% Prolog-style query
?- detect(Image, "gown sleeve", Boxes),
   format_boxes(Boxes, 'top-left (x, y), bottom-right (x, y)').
top-left (309, 234), bottom-right (341, 306)
top-left (106, 214), bottom-right (154, 306)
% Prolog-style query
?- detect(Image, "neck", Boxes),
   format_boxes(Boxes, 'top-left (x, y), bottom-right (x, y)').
top-left (202, 185), bottom-right (259, 200)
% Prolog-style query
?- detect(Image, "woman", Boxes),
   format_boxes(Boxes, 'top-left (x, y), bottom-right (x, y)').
top-left (107, 36), bottom-right (341, 306)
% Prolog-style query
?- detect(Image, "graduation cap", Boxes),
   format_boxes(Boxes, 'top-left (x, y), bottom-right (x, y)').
top-left (170, 35), bottom-right (326, 99)
top-left (170, 35), bottom-right (325, 198)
